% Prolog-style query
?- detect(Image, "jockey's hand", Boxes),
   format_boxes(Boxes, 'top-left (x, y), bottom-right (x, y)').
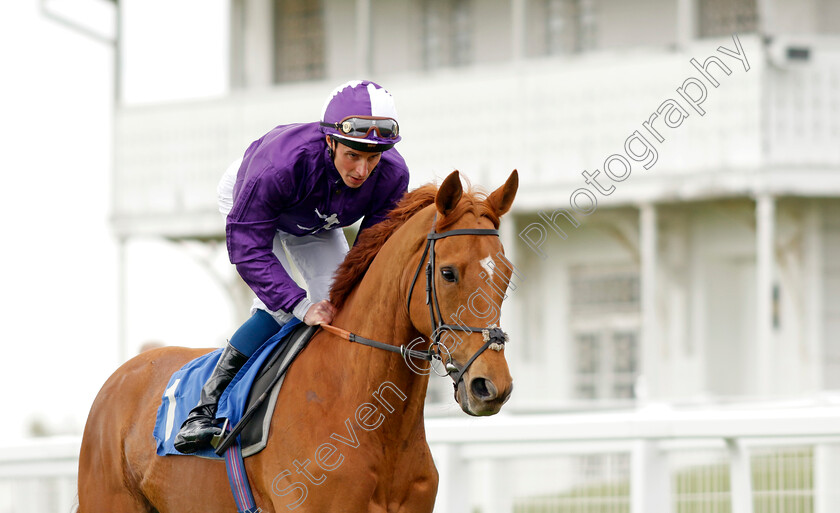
top-left (303, 300), bottom-right (337, 326)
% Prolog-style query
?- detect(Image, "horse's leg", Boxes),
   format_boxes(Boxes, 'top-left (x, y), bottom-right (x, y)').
top-left (77, 483), bottom-right (152, 513)
top-left (79, 347), bottom-right (212, 513)
top-left (393, 444), bottom-right (438, 513)
top-left (78, 422), bottom-right (153, 513)
top-left (125, 350), bottom-right (239, 513)
top-left (395, 479), bottom-right (438, 513)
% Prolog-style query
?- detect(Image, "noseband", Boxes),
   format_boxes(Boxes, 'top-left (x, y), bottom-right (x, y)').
top-left (405, 214), bottom-right (510, 386)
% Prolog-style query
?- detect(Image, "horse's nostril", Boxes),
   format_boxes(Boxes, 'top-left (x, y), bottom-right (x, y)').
top-left (470, 377), bottom-right (497, 401)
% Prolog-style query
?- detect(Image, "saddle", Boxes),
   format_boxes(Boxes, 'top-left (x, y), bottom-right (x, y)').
top-left (236, 322), bottom-right (318, 457)
top-left (153, 321), bottom-right (318, 460)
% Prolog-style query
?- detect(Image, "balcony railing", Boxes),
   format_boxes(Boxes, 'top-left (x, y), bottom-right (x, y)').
top-left (112, 35), bottom-right (840, 238)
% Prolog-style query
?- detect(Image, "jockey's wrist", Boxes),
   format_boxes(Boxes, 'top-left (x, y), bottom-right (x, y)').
top-left (292, 297), bottom-right (313, 322)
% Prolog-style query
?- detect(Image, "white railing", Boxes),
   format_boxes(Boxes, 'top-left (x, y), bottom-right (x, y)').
top-left (0, 436), bottom-right (79, 513)
top-left (3, 404), bottom-right (840, 513)
top-left (427, 402), bottom-right (840, 513)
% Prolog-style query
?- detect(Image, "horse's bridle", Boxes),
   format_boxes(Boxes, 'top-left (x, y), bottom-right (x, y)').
top-left (321, 213), bottom-right (510, 387)
top-left (405, 214), bottom-right (510, 386)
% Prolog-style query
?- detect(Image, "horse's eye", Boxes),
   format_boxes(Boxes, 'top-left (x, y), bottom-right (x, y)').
top-left (440, 267), bottom-right (458, 282)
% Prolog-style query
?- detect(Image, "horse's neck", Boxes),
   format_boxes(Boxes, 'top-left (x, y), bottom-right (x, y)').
top-left (317, 216), bottom-right (432, 437)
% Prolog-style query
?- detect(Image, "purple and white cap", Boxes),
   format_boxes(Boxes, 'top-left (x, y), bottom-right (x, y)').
top-left (320, 80), bottom-right (401, 151)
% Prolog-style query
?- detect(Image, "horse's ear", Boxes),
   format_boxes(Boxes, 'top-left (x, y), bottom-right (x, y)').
top-left (436, 170), bottom-right (463, 216)
top-left (486, 169), bottom-right (518, 217)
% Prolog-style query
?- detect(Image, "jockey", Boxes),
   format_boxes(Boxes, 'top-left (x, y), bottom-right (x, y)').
top-left (174, 80), bottom-right (409, 454)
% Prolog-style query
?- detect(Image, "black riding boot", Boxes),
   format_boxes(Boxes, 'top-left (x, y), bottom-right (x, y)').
top-left (173, 343), bottom-right (249, 454)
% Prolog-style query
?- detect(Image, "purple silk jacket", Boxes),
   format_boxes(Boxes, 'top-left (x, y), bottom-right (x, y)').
top-left (226, 122), bottom-right (409, 313)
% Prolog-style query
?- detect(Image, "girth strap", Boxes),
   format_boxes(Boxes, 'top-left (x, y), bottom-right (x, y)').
top-left (221, 423), bottom-right (260, 513)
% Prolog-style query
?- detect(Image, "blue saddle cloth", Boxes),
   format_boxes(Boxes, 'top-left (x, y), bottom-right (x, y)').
top-left (153, 319), bottom-right (302, 460)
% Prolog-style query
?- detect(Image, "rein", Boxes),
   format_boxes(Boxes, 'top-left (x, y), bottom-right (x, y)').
top-left (322, 214), bottom-right (509, 387)
top-left (319, 324), bottom-right (433, 362)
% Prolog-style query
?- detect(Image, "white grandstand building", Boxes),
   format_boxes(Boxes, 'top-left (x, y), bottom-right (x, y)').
top-left (4, 0), bottom-right (840, 512)
top-left (113, 0), bottom-right (840, 410)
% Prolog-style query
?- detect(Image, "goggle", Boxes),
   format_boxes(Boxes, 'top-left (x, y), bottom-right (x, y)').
top-left (321, 116), bottom-right (399, 139)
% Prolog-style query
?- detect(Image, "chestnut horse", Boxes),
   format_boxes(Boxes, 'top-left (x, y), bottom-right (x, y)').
top-left (78, 170), bottom-right (518, 512)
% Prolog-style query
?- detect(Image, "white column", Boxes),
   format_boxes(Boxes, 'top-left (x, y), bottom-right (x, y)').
top-left (498, 210), bottom-right (521, 321)
top-left (57, 477), bottom-right (78, 513)
top-left (118, 236), bottom-right (129, 364)
top-left (242, 0), bottom-right (274, 87)
top-left (499, 211), bottom-right (519, 277)
top-left (815, 444), bottom-right (840, 513)
top-left (229, 0), bottom-right (243, 88)
top-left (432, 444), bottom-right (469, 513)
top-left (472, 459), bottom-right (513, 513)
top-left (640, 204), bottom-right (659, 401)
top-left (755, 195), bottom-right (776, 395)
top-left (355, 0), bottom-right (371, 76)
top-left (631, 440), bottom-right (671, 513)
top-left (756, 0), bottom-right (774, 36)
top-left (727, 438), bottom-right (754, 513)
top-left (511, 0), bottom-right (526, 62)
top-left (805, 204), bottom-right (824, 390)
top-left (675, 0), bottom-right (694, 49)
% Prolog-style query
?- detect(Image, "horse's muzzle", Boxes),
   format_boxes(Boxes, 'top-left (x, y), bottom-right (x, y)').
top-left (455, 376), bottom-right (513, 416)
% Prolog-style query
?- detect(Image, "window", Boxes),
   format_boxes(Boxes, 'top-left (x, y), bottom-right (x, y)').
top-left (574, 332), bottom-right (601, 399)
top-left (611, 331), bottom-right (638, 398)
top-left (697, 0), bottom-right (758, 38)
top-left (573, 330), bottom-right (638, 400)
top-left (422, 0), bottom-right (472, 69)
top-left (273, 0), bottom-right (325, 82)
top-left (570, 267), bottom-right (640, 401)
top-left (570, 268), bottom-right (640, 314)
top-left (526, 0), bottom-right (597, 57)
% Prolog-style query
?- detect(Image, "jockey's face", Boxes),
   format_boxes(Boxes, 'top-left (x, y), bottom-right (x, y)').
top-left (328, 136), bottom-right (382, 188)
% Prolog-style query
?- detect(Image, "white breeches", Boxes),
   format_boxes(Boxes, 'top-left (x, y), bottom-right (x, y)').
top-left (218, 159), bottom-right (349, 324)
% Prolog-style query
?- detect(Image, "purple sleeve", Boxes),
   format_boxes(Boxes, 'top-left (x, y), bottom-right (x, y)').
top-left (225, 168), bottom-right (307, 312)
top-left (356, 171), bottom-right (409, 244)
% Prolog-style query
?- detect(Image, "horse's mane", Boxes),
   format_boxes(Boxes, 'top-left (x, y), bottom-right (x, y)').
top-left (330, 181), bottom-right (500, 310)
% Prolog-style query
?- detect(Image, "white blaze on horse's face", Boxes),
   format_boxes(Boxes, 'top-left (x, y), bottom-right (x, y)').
top-left (479, 255), bottom-right (494, 279)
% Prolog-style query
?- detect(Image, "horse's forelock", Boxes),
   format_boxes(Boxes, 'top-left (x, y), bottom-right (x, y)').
top-left (436, 190), bottom-right (500, 232)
